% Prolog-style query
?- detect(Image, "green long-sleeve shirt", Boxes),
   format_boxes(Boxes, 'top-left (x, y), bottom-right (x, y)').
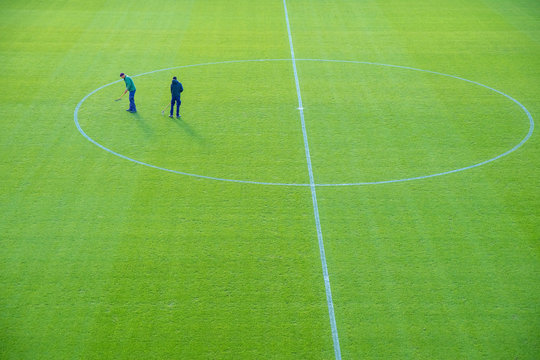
top-left (124, 76), bottom-right (136, 91)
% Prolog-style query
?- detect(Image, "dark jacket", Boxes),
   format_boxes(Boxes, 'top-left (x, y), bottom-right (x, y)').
top-left (171, 79), bottom-right (183, 97)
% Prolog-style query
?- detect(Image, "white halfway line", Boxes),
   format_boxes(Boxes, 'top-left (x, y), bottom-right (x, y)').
top-left (282, 1), bottom-right (342, 359)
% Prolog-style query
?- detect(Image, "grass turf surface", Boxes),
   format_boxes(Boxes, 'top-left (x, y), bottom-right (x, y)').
top-left (1, 0), bottom-right (539, 358)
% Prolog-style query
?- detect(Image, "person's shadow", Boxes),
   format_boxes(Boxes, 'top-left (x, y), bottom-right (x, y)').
top-left (171, 116), bottom-right (204, 143)
top-left (132, 112), bottom-right (153, 137)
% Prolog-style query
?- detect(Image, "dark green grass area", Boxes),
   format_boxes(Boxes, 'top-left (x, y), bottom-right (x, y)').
top-left (1, 0), bottom-right (539, 359)
top-left (1, 179), bottom-right (334, 358)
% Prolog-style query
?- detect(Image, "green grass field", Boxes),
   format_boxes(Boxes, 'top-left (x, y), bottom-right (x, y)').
top-left (1, 0), bottom-right (539, 358)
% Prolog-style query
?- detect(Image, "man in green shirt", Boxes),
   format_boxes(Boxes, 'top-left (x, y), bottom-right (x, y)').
top-left (118, 73), bottom-right (137, 112)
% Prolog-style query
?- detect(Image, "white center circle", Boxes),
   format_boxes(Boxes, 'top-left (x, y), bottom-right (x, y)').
top-left (74, 59), bottom-right (534, 186)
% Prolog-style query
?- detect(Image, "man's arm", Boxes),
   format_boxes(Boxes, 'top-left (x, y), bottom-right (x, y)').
top-left (116, 88), bottom-right (128, 100)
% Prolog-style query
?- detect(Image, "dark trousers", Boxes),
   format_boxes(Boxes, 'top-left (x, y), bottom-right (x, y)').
top-left (129, 90), bottom-right (136, 112)
top-left (170, 96), bottom-right (181, 116)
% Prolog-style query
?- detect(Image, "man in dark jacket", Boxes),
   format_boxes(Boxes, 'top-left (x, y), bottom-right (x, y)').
top-left (170, 76), bottom-right (183, 118)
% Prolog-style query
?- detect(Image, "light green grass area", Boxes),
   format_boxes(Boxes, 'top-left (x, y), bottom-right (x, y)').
top-left (1, 0), bottom-right (539, 359)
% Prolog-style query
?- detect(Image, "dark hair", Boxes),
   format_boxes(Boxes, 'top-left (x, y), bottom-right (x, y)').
top-left (173, 76), bottom-right (177, 80)
top-left (120, 73), bottom-right (125, 77)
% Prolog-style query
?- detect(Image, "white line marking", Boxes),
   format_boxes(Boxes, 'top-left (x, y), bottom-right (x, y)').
top-left (282, 1), bottom-right (342, 359)
top-left (74, 59), bottom-right (534, 187)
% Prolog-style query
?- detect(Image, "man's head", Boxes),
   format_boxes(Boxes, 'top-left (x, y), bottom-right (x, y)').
top-left (120, 73), bottom-right (125, 79)
top-left (173, 76), bottom-right (177, 80)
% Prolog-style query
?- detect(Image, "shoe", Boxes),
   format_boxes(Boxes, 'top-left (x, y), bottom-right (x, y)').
top-left (176, 115), bottom-right (181, 118)
top-left (169, 115), bottom-right (173, 118)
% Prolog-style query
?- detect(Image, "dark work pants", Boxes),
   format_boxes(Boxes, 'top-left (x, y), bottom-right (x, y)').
top-left (170, 96), bottom-right (181, 116)
top-left (128, 90), bottom-right (136, 112)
